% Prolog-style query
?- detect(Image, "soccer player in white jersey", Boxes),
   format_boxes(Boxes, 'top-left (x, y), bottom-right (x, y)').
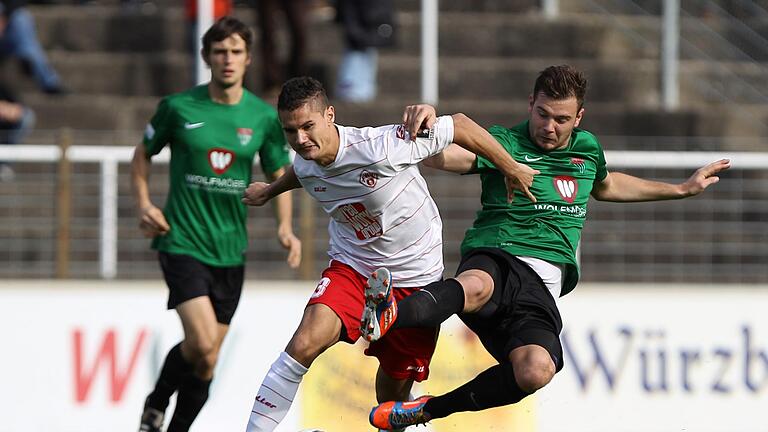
top-left (241, 76), bottom-right (537, 431)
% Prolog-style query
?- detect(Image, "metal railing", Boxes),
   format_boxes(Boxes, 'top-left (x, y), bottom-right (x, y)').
top-left (2, 143), bottom-right (766, 282)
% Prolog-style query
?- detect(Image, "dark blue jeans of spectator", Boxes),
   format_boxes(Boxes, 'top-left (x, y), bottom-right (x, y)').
top-left (0, 107), bottom-right (34, 179)
top-left (0, 9), bottom-right (61, 91)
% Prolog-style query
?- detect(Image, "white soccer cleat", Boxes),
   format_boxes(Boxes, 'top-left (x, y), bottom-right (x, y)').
top-left (360, 267), bottom-right (398, 342)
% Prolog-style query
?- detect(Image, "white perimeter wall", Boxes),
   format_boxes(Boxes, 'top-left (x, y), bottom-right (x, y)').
top-left (1, 281), bottom-right (767, 432)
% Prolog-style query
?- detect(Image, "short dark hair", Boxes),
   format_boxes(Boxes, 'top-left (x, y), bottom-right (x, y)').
top-left (278, 77), bottom-right (329, 113)
top-left (533, 65), bottom-right (588, 109)
top-left (202, 16), bottom-right (254, 57)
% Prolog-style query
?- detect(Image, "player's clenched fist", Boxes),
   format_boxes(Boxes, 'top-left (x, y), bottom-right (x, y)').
top-left (138, 204), bottom-right (170, 238)
top-left (242, 181), bottom-right (272, 207)
top-left (402, 104), bottom-right (437, 140)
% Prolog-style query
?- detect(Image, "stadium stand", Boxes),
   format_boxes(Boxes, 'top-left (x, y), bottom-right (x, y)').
top-left (0, 0), bottom-right (766, 283)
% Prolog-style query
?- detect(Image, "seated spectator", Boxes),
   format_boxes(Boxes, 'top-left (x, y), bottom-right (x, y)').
top-left (335, 0), bottom-right (396, 103)
top-left (0, 0), bottom-right (65, 94)
top-left (256, 0), bottom-right (308, 98)
top-left (0, 82), bottom-right (34, 181)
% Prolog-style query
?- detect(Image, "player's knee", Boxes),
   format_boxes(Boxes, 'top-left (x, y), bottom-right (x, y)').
top-left (513, 357), bottom-right (555, 392)
top-left (285, 331), bottom-right (325, 366)
top-left (198, 349), bottom-right (219, 372)
top-left (184, 337), bottom-right (217, 363)
top-left (456, 271), bottom-right (494, 312)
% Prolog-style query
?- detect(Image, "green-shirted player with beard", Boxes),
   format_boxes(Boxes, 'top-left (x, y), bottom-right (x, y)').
top-left (365, 65), bottom-right (731, 430)
top-left (130, 17), bottom-right (301, 432)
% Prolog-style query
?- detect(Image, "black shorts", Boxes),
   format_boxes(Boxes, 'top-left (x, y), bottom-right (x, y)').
top-left (158, 252), bottom-right (244, 325)
top-left (456, 247), bottom-right (564, 372)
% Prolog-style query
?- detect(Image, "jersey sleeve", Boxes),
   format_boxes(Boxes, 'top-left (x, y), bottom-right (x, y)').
top-left (594, 137), bottom-right (608, 182)
top-left (142, 97), bottom-right (174, 157)
top-left (387, 114), bottom-right (455, 171)
top-left (473, 125), bottom-right (515, 172)
top-left (258, 114), bottom-right (291, 175)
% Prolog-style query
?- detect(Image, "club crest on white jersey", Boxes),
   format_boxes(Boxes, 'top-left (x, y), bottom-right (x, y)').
top-left (359, 170), bottom-right (378, 188)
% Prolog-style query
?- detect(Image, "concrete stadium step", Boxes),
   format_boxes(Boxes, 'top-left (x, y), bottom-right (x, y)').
top-left (29, 7), bottom-right (647, 59)
top-left (22, 93), bottom-right (158, 133)
top-left (30, 5), bottom-right (768, 62)
top-left (18, 92), bottom-right (768, 151)
top-left (559, 0), bottom-right (768, 17)
top-left (32, 6), bottom-right (188, 53)
top-left (394, 0), bottom-right (541, 13)
top-left (29, 0), bottom-right (767, 15)
top-left (9, 48), bottom-right (768, 110)
top-left (3, 51), bottom-right (192, 97)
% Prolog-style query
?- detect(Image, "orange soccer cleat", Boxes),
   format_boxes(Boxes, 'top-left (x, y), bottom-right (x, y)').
top-left (369, 396), bottom-right (433, 430)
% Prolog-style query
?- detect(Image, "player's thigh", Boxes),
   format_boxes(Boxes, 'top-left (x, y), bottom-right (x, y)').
top-left (306, 260), bottom-right (368, 342)
top-left (209, 263), bottom-right (245, 325)
top-left (159, 252), bottom-right (213, 310)
top-left (285, 303), bottom-right (342, 366)
top-left (176, 296), bottom-right (221, 354)
top-left (460, 250), bottom-right (564, 371)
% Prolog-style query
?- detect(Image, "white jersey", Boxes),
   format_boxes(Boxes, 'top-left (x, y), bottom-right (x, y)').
top-left (293, 116), bottom-right (455, 287)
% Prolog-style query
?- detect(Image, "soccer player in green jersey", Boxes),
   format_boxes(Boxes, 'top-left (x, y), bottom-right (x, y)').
top-left (130, 17), bottom-right (301, 432)
top-left (366, 65), bottom-right (731, 430)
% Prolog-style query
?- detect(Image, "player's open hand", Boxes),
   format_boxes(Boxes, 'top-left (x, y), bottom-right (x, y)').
top-left (681, 158), bottom-right (731, 197)
top-left (402, 104), bottom-right (437, 140)
top-left (242, 182), bottom-right (272, 206)
top-left (504, 162), bottom-right (539, 203)
top-left (278, 226), bottom-right (302, 269)
top-left (138, 204), bottom-right (170, 238)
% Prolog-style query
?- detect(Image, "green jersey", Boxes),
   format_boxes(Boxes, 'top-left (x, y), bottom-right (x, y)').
top-left (461, 121), bottom-right (607, 296)
top-left (143, 85), bottom-right (290, 267)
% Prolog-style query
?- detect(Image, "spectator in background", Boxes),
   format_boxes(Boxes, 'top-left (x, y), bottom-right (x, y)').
top-left (0, 82), bottom-right (34, 181)
top-left (185, 0), bottom-right (232, 51)
top-left (184, 0), bottom-right (231, 85)
top-left (256, 0), bottom-right (308, 98)
top-left (0, 0), bottom-right (65, 94)
top-left (335, 0), bottom-right (396, 103)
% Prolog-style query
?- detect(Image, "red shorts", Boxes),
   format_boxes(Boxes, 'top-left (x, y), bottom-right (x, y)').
top-left (307, 260), bottom-right (438, 382)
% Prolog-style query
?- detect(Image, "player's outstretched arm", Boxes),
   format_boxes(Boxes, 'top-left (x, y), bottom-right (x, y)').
top-left (266, 166), bottom-right (301, 269)
top-left (591, 159), bottom-right (731, 202)
top-left (450, 113), bottom-right (539, 203)
top-left (130, 142), bottom-right (170, 238)
top-left (242, 165), bottom-right (302, 207)
top-left (422, 143), bottom-right (475, 173)
top-left (402, 104), bottom-right (539, 202)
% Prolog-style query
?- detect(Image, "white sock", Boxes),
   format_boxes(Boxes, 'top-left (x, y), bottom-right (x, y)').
top-left (246, 352), bottom-right (308, 432)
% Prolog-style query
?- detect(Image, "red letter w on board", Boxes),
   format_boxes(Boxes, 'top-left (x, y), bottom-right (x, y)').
top-left (73, 328), bottom-right (148, 403)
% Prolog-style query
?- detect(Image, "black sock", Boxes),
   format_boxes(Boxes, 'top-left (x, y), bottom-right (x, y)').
top-left (166, 374), bottom-right (212, 432)
top-left (146, 343), bottom-right (193, 411)
top-left (424, 363), bottom-right (531, 420)
top-left (393, 279), bottom-right (465, 329)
